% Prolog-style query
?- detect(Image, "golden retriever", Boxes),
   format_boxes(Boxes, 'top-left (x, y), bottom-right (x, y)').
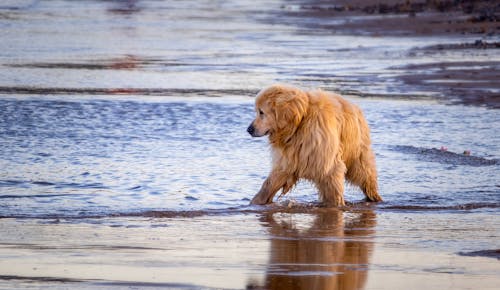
top-left (247, 84), bottom-right (382, 206)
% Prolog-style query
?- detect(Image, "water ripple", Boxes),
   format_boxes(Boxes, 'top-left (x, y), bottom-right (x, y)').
top-left (0, 94), bottom-right (498, 219)
top-left (391, 145), bottom-right (499, 166)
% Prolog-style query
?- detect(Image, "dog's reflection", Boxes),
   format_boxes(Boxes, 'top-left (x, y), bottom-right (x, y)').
top-left (249, 208), bottom-right (376, 290)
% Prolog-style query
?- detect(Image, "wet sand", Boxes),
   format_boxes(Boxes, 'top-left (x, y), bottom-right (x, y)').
top-left (276, 0), bottom-right (500, 108)
top-left (280, 0), bottom-right (498, 36)
top-left (0, 208), bottom-right (499, 289)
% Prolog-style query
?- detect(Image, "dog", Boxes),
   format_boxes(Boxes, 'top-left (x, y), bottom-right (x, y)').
top-left (247, 84), bottom-right (382, 206)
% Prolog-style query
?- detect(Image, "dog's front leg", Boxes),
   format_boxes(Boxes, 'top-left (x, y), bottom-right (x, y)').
top-left (250, 170), bottom-right (291, 205)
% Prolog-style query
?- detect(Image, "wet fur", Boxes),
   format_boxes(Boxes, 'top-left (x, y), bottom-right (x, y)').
top-left (248, 84), bottom-right (382, 206)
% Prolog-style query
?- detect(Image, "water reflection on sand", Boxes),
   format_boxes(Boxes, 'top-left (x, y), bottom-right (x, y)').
top-left (250, 209), bottom-right (375, 289)
top-left (1, 208), bottom-right (498, 289)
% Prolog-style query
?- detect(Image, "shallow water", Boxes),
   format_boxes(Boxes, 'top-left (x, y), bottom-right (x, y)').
top-left (1, 97), bottom-right (498, 218)
top-left (0, 0), bottom-right (499, 289)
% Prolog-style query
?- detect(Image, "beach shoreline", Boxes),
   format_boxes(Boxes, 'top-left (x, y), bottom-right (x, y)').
top-left (0, 208), bottom-right (499, 289)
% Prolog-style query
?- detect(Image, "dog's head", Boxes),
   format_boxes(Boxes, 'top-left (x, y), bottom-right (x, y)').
top-left (247, 84), bottom-right (309, 145)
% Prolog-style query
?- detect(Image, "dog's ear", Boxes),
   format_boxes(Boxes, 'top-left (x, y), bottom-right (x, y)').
top-left (270, 87), bottom-right (309, 144)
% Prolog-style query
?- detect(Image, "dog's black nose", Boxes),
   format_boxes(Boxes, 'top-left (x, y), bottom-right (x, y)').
top-left (247, 124), bottom-right (255, 135)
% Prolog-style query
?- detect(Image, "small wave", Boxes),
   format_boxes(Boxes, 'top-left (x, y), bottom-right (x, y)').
top-left (0, 275), bottom-right (198, 288)
top-left (0, 203), bottom-right (334, 220)
top-left (5, 56), bottom-right (185, 71)
top-left (31, 181), bottom-right (56, 186)
top-left (0, 194), bottom-right (73, 199)
top-left (0, 201), bottom-right (497, 220)
top-left (0, 180), bottom-right (24, 186)
top-left (0, 179), bottom-right (108, 189)
top-left (0, 275), bottom-right (81, 283)
top-left (392, 145), bottom-right (499, 166)
top-left (381, 202), bottom-right (499, 211)
top-left (184, 195), bottom-right (199, 201)
top-left (458, 249), bottom-right (500, 260)
top-left (0, 86), bottom-right (256, 97)
top-left (0, 243), bottom-right (164, 251)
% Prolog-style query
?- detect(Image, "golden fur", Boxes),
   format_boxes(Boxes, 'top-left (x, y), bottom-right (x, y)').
top-left (247, 84), bottom-right (382, 206)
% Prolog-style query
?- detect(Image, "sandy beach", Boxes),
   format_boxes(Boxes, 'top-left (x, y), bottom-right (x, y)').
top-left (0, 0), bottom-right (499, 289)
top-left (1, 207), bottom-right (499, 289)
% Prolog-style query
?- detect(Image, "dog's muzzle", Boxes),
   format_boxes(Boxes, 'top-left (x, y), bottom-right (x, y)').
top-left (247, 123), bottom-right (256, 136)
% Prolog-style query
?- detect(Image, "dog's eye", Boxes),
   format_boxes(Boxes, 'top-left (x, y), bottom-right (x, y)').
top-left (259, 109), bottom-right (264, 116)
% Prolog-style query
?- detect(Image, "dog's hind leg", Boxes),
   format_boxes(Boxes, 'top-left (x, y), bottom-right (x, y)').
top-left (346, 150), bottom-right (382, 202)
top-left (317, 161), bottom-right (347, 206)
top-left (361, 177), bottom-right (381, 202)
